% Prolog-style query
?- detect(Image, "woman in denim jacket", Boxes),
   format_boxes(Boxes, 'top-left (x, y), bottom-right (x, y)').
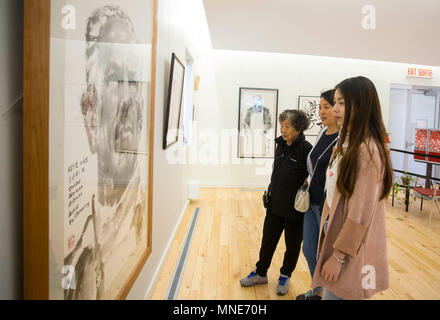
top-left (296, 90), bottom-right (339, 300)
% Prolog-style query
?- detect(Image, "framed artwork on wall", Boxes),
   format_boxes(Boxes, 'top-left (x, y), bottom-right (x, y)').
top-left (163, 52), bottom-right (186, 149)
top-left (238, 87), bottom-right (278, 158)
top-left (298, 95), bottom-right (322, 135)
top-left (24, 0), bottom-right (158, 300)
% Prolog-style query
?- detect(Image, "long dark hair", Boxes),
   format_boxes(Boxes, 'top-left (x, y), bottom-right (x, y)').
top-left (334, 76), bottom-right (393, 200)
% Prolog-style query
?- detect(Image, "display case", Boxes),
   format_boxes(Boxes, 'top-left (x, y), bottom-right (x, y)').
top-left (414, 128), bottom-right (440, 164)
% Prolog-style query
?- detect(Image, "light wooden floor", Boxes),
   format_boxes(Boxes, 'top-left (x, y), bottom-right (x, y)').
top-left (150, 188), bottom-right (440, 300)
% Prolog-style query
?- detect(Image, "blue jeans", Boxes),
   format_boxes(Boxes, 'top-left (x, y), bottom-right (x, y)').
top-left (323, 289), bottom-right (344, 300)
top-left (302, 203), bottom-right (322, 279)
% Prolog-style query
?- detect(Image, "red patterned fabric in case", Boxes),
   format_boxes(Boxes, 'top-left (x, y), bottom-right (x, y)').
top-left (429, 130), bottom-right (440, 152)
top-left (414, 129), bottom-right (428, 161)
top-left (429, 130), bottom-right (440, 163)
top-left (415, 129), bottom-right (428, 150)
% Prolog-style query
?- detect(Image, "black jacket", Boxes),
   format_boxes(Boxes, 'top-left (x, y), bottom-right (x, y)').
top-left (268, 133), bottom-right (312, 218)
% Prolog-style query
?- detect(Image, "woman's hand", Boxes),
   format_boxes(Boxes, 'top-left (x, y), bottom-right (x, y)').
top-left (321, 254), bottom-right (343, 282)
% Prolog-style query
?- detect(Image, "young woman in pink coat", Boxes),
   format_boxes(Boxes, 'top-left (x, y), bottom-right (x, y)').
top-left (312, 76), bottom-right (393, 300)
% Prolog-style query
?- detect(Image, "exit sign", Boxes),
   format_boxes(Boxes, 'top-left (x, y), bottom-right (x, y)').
top-left (407, 67), bottom-right (433, 79)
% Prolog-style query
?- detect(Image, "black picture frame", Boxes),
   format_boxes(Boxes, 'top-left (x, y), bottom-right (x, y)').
top-left (163, 52), bottom-right (186, 149)
top-left (298, 95), bottom-right (322, 136)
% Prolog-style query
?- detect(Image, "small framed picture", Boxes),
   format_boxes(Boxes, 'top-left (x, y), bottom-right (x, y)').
top-left (298, 95), bottom-right (322, 135)
top-left (163, 53), bottom-right (186, 149)
top-left (238, 87), bottom-right (278, 158)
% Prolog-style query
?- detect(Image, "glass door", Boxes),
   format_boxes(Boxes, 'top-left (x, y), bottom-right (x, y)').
top-left (405, 91), bottom-right (437, 183)
top-left (389, 87), bottom-right (438, 187)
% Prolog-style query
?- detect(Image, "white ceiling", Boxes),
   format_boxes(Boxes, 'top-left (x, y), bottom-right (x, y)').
top-left (203, 0), bottom-right (440, 66)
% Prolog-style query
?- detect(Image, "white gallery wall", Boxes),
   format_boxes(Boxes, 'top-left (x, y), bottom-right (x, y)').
top-left (127, 0), bottom-right (212, 299)
top-left (0, 0), bottom-right (23, 300)
top-left (187, 49), bottom-right (440, 188)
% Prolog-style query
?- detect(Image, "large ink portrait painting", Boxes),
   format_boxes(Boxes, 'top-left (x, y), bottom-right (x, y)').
top-left (48, 0), bottom-right (154, 300)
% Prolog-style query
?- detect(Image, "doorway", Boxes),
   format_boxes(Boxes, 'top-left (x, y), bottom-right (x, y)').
top-left (388, 84), bottom-right (440, 184)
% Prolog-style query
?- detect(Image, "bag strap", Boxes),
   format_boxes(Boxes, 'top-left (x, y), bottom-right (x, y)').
top-left (308, 136), bottom-right (338, 190)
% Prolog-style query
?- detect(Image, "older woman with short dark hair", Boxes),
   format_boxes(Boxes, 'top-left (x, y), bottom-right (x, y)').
top-left (240, 109), bottom-right (313, 295)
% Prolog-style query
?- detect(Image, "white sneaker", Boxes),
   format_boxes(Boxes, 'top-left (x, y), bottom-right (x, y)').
top-left (239, 270), bottom-right (268, 287)
top-left (276, 274), bottom-right (290, 295)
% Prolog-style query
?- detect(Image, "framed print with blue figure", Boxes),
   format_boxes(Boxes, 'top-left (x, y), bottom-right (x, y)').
top-left (238, 87), bottom-right (278, 158)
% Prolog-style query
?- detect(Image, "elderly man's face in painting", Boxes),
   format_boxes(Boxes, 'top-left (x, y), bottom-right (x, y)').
top-left (93, 17), bottom-right (143, 204)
